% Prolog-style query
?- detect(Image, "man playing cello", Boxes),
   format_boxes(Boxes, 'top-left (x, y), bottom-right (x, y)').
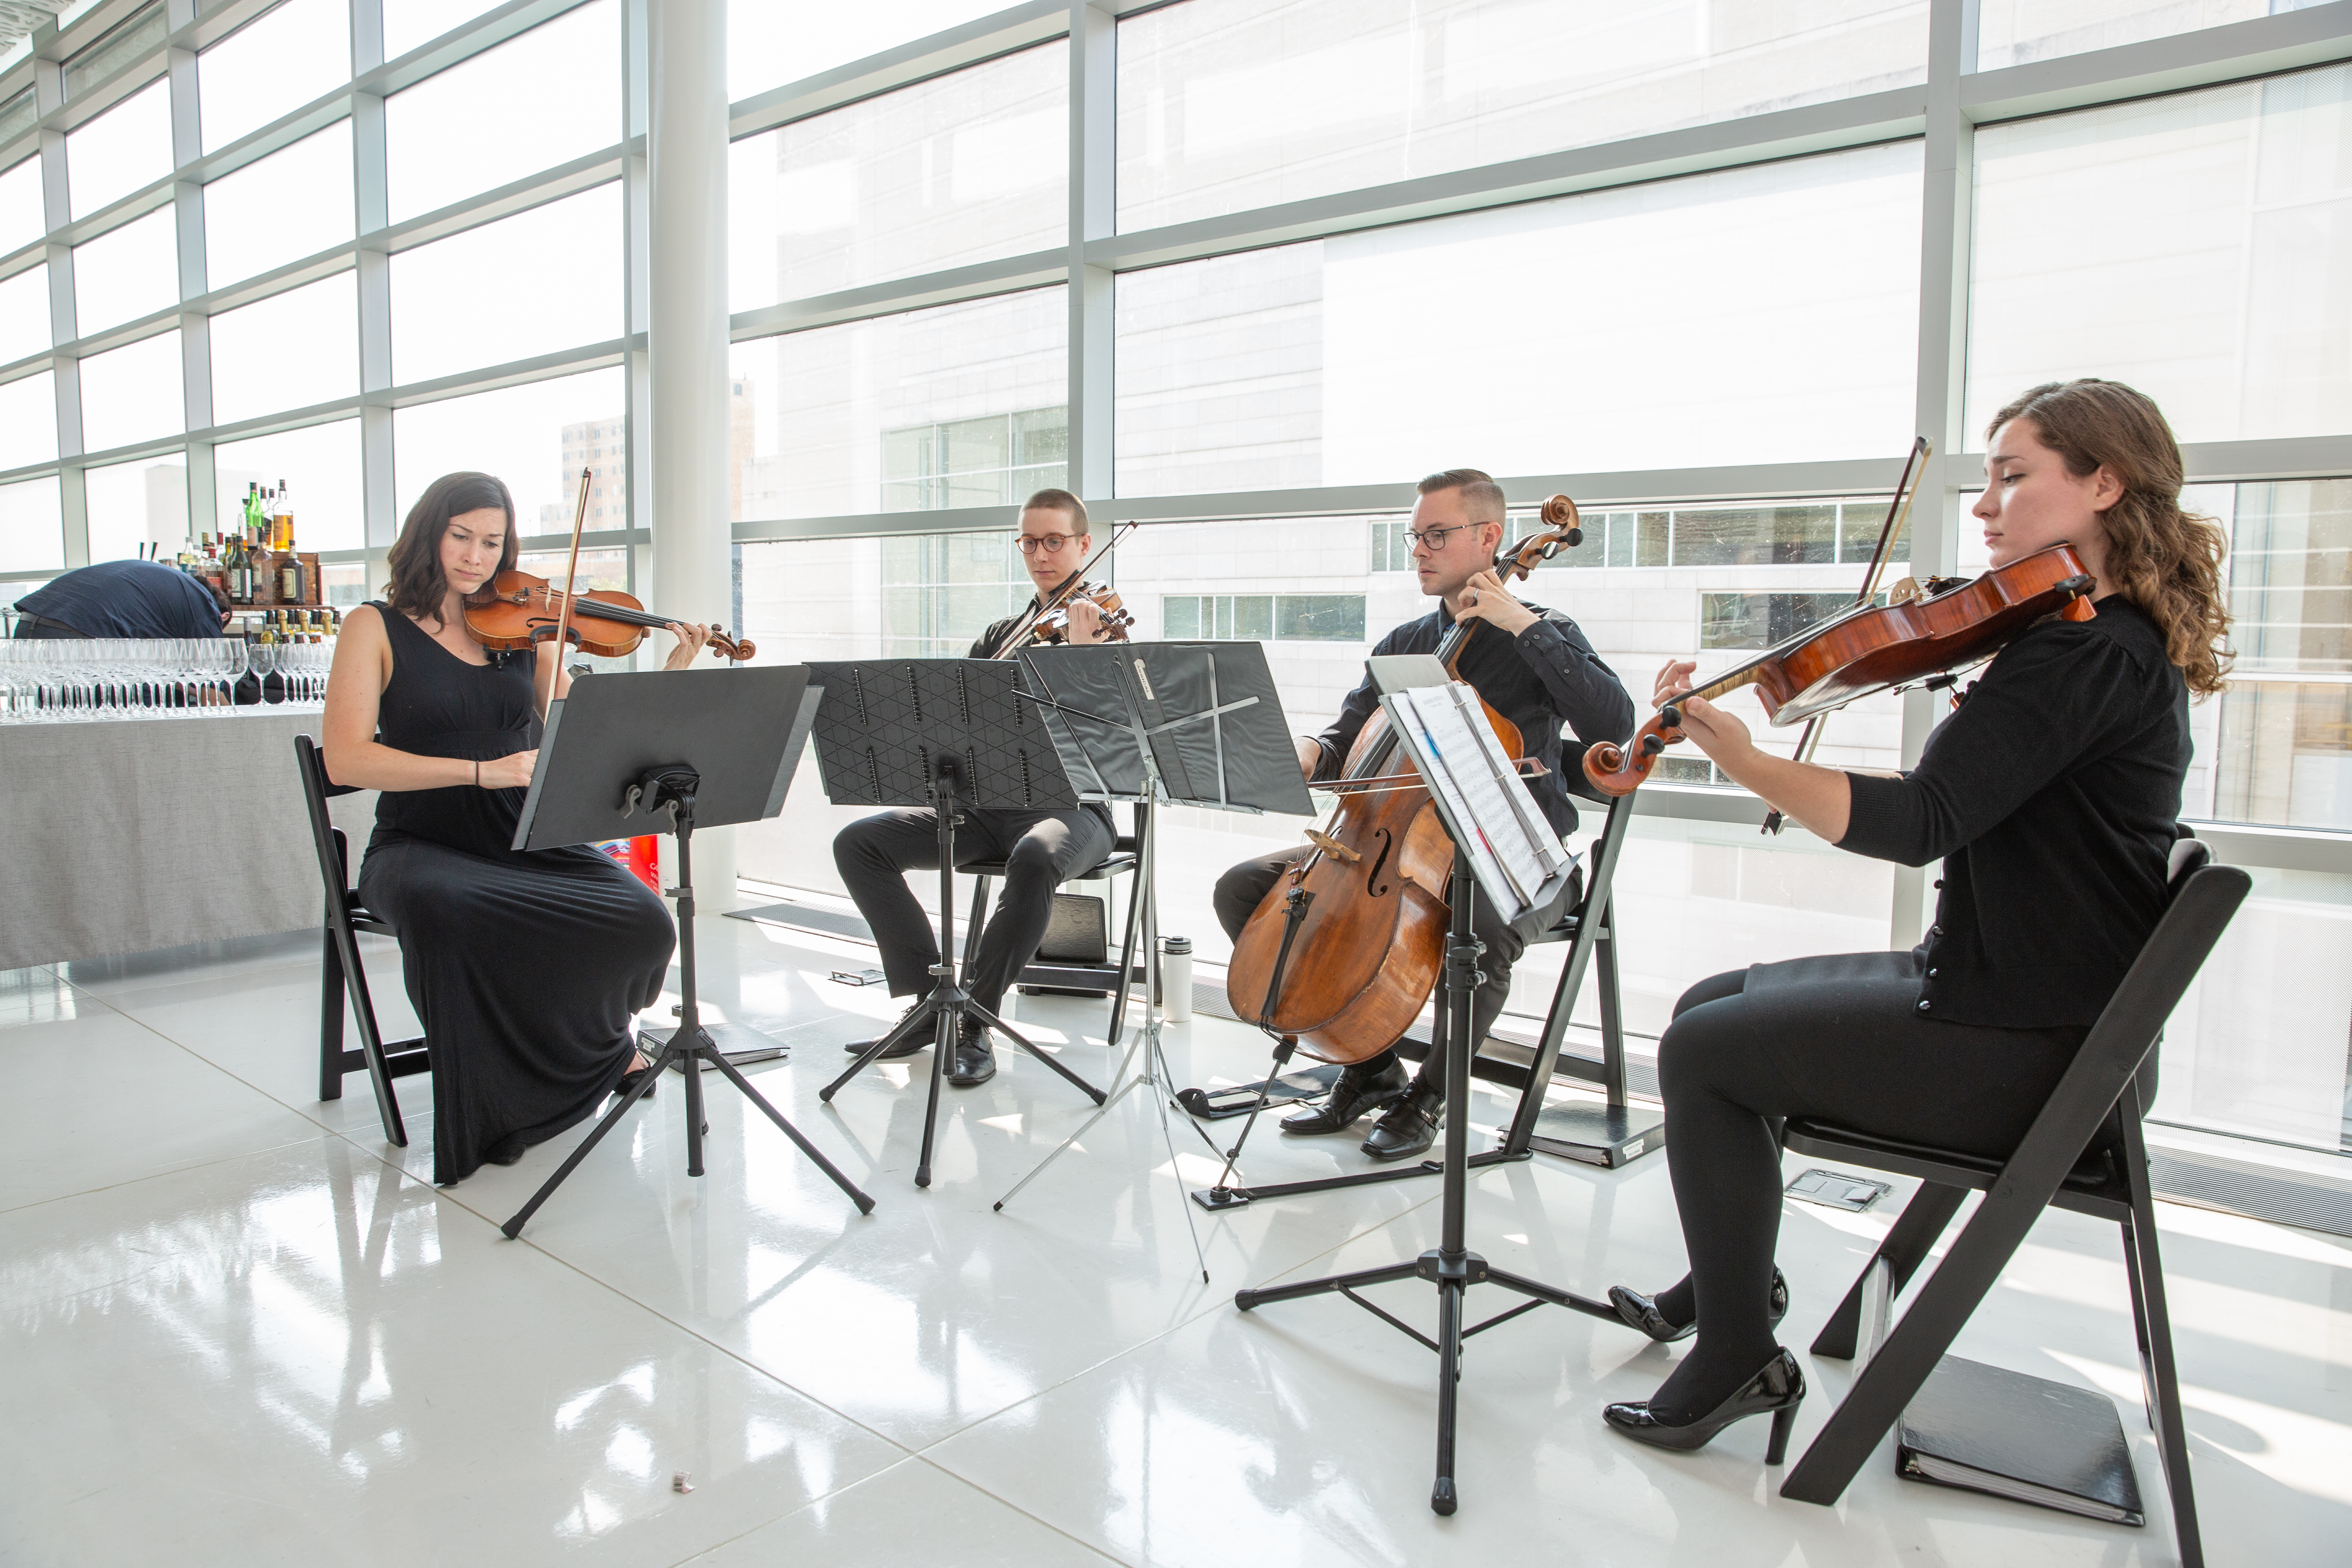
top-left (1210, 469), bottom-right (1636, 1161)
top-left (832, 489), bottom-right (1118, 1087)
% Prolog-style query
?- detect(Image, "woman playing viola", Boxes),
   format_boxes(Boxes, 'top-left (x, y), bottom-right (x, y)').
top-left (1599, 381), bottom-right (2231, 1460)
top-left (323, 471), bottom-right (713, 1184)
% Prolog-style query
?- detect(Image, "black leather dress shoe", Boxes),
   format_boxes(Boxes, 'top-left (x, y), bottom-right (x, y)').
top-left (948, 1021), bottom-right (996, 1087)
top-left (1602, 1348), bottom-right (1806, 1464)
top-left (612, 1060), bottom-right (659, 1104)
top-left (1361, 1079), bottom-right (1443, 1161)
top-left (842, 1001), bottom-right (929, 1059)
top-left (1608, 1270), bottom-right (1789, 1343)
top-left (1280, 1057), bottom-right (1410, 1135)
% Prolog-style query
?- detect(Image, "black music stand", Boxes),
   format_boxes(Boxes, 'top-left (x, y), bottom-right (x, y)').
top-left (806, 658), bottom-right (1109, 1190)
top-left (987, 640), bottom-right (1312, 1279)
top-left (499, 666), bottom-right (875, 1238)
top-left (1232, 658), bottom-right (1622, 1515)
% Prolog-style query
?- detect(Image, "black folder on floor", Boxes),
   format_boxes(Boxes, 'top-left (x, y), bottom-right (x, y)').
top-left (1896, 1356), bottom-right (2145, 1526)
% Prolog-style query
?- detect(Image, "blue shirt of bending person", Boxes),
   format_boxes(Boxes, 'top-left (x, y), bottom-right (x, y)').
top-left (10, 560), bottom-right (230, 639)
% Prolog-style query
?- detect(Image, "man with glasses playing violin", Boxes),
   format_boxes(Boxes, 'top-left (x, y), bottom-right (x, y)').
top-left (1210, 469), bottom-right (1635, 1161)
top-left (833, 489), bottom-right (1120, 1087)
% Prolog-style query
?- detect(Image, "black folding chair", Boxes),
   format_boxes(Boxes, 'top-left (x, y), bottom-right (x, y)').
top-left (1780, 836), bottom-right (2247, 1568)
top-left (960, 803), bottom-right (1143, 1043)
top-left (294, 734), bottom-right (430, 1146)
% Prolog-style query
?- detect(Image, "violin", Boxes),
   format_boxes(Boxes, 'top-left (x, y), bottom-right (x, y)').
top-left (1024, 582), bottom-right (1134, 646)
top-left (1225, 496), bottom-right (1584, 1065)
top-left (1582, 540), bottom-right (2098, 797)
top-left (462, 570), bottom-right (754, 662)
top-left (462, 466), bottom-right (753, 664)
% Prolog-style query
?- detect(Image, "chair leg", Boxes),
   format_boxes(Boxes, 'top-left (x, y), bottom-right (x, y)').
top-left (319, 922), bottom-right (346, 1103)
top-left (2119, 1113), bottom-right (2205, 1568)
top-left (1811, 1181), bottom-right (1969, 1359)
top-left (1783, 1172), bottom-right (2051, 1506)
top-left (339, 924), bottom-right (411, 1149)
top-left (963, 874), bottom-right (992, 975)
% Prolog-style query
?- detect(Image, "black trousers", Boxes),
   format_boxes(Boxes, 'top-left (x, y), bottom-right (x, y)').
top-left (1657, 950), bottom-right (2082, 1382)
top-left (833, 805), bottom-right (1115, 1018)
top-left (1211, 846), bottom-right (1527, 1090)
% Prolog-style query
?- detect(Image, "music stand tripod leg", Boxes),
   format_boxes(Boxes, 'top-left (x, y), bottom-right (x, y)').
top-left (504, 776), bottom-right (874, 1237)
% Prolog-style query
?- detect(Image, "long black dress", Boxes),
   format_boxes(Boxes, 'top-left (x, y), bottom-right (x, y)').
top-left (355, 604), bottom-right (675, 1185)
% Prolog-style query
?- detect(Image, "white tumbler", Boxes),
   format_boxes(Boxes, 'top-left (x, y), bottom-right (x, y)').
top-left (1159, 935), bottom-right (1193, 1023)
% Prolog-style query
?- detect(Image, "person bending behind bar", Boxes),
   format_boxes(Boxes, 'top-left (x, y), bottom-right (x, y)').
top-left (831, 488), bottom-right (1118, 1089)
top-left (322, 471), bottom-right (715, 1185)
top-left (1211, 469), bottom-right (1636, 1163)
top-left (1596, 380), bottom-right (2228, 1462)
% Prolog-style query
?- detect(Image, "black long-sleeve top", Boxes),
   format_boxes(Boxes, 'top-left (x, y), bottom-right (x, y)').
top-left (1838, 596), bottom-right (2190, 1029)
top-left (1310, 600), bottom-right (1636, 836)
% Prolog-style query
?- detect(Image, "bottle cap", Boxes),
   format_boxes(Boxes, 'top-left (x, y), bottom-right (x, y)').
top-left (1161, 936), bottom-right (1192, 954)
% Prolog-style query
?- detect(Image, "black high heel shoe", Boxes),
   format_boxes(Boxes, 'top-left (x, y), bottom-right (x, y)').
top-left (614, 1059), bottom-right (659, 1103)
top-left (1602, 1348), bottom-right (1806, 1464)
top-left (1608, 1269), bottom-right (1788, 1344)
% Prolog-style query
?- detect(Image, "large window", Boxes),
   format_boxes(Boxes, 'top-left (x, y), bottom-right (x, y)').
top-left (728, 41), bottom-right (1067, 310)
top-left (1969, 61), bottom-right (2352, 445)
top-left (0, 371), bottom-right (58, 470)
top-left (77, 330), bottom-right (183, 453)
top-left (214, 420), bottom-right (365, 552)
top-left (731, 287), bottom-right (1067, 522)
top-left (65, 77), bottom-right (172, 218)
top-left (724, 0), bottom-right (1009, 105)
top-left (0, 155), bottom-right (44, 256)
top-left (383, 0), bottom-right (619, 222)
top-left (0, 475), bottom-right (63, 572)
top-left (1975, 0), bottom-right (2306, 70)
top-left (71, 205), bottom-right (178, 337)
top-left (82, 454), bottom-right (186, 563)
top-left (1114, 142), bottom-right (1923, 497)
top-left (199, 0), bottom-right (352, 154)
top-left (210, 270), bottom-right (359, 425)
top-left (390, 183), bottom-right (623, 384)
top-left (0, 262), bottom-right (48, 365)
top-left (393, 365), bottom-right (626, 531)
top-left (1116, 0), bottom-right (1928, 232)
top-left (203, 120), bottom-right (355, 289)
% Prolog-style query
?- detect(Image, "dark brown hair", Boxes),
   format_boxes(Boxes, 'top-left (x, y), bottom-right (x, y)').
top-left (385, 471), bottom-right (517, 627)
top-left (1021, 488), bottom-right (1088, 532)
top-left (1986, 380), bottom-right (2232, 696)
top-left (1417, 468), bottom-right (1506, 527)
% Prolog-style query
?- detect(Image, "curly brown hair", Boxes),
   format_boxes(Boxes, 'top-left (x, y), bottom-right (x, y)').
top-left (384, 472), bottom-right (517, 628)
top-left (1986, 380), bottom-right (2232, 696)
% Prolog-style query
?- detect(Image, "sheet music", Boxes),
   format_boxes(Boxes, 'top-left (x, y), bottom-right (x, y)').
top-left (1392, 687), bottom-right (1535, 918)
top-left (1443, 682), bottom-right (1571, 882)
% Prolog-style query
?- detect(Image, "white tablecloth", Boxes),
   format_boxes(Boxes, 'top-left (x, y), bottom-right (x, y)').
top-left (1, 709), bottom-right (380, 970)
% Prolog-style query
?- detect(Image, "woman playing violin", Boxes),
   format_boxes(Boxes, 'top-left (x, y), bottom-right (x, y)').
top-left (322, 471), bottom-right (714, 1185)
top-left (1599, 381), bottom-right (2231, 1461)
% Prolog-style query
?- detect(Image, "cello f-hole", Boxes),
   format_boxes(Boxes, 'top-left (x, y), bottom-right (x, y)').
top-left (1365, 826), bottom-right (1395, 898)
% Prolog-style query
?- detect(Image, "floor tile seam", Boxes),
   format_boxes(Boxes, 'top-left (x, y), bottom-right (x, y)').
top-left (660, 1454), bottom-right (1136, 1568)
top-left (315, 1113), bottom-right (921, 1468)
top-left (0, 1124), bottom-right (346, 1220)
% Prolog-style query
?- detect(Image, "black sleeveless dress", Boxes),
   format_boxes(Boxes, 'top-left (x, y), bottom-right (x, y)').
top-left (355, 604), bottom-right (675, 1185)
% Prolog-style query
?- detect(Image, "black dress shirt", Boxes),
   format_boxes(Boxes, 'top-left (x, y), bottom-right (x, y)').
top-left (1838, 595), bottom-right (2190, 1030)
top-left (1310, 600), bottom-right (1635, 836)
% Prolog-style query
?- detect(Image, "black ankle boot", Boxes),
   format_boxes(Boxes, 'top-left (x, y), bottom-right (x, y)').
top-left (1360, 1078), bottom-right (1443, 1161)
top-left (1279, 1057), bottom-right (1409, 1135)
top-left (1608, 1270), bottom-right (1789, 1344)
top-left (1602, 1348), bottom-right (1806, 1464)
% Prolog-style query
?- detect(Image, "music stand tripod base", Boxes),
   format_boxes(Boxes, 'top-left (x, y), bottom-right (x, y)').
top-left (641, 1021), bottom-right (790, 1071)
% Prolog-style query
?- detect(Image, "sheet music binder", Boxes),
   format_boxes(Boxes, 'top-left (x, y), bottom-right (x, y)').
top-left (1895, 1356), bottom-right (2145, 1526)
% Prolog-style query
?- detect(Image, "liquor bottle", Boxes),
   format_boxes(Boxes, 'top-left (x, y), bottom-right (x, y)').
top-left (278, 542), bottom-right (303, 605)
top-left (243, 483), bottom-right (263, 546)
top-left (272, 480), bottom-right (293, 552)
top-left (224, 530), bottom-right (248, 604)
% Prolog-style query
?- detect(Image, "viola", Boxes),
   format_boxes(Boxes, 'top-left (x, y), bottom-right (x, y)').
top-left (1581, 541), bottom-right (2098, 797)
top-left (1225, 495), bottom-right (1584, 1065)
top-left (461, 570), bottom-right (754, 663)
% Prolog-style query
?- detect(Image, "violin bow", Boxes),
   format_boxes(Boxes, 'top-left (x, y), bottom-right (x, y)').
top-left (1762, 437), bottom-right (1931, 835)
top-left (548, 466), bottom-right (591, 680)
top-left (989, 520), bottom-right (1138, 658)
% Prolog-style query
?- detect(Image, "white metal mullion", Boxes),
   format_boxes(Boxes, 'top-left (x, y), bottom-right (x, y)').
top-left (622, 0), bottom-right (648, 597)
top-left (352, 0), bottom-right (393, 557)
top-left (33, 52), bottom-right (85, 566)
top-left (167, 0), bottom-right (210, 549)
top-left (1066, 2), bottom-right (1113, 509)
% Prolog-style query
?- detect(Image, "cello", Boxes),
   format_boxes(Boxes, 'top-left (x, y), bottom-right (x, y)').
top-left (1225, 497), bottom-right (1584, 1066)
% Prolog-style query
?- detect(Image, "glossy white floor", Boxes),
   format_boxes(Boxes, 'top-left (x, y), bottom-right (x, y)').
top-left (4, 915), bottom-right (2348, 1568)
